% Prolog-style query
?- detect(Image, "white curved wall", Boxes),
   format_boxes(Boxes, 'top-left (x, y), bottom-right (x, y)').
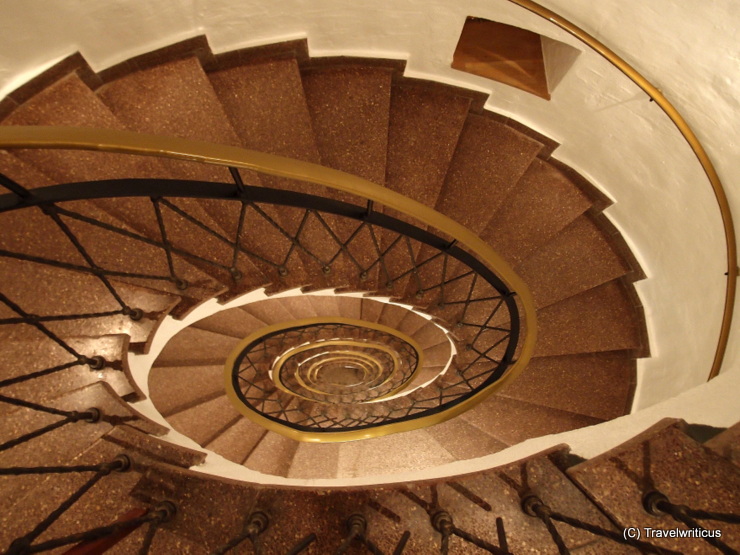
top-left (1, 0), bottom-right (738, 412)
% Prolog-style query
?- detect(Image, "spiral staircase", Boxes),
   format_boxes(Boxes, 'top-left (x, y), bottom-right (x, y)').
top-left (0, 37), bottom-right (737, 554)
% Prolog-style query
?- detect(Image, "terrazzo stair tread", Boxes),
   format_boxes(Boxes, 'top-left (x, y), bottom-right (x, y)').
top-left (385, 82), bottom-right (472, 211)
top-left (153, 326), bottom-right (242, 367)
top-left (424, 415), bottom-right (509, 460)
top-left (336, 427), bottom-right (456, 478)
top-left (50, 281), bottom-right (176, 348)
top-left (705, 421), bottom-right (740, 466)
top-left (204, 418), bottom-right (267, 465)
top-left (267, 294), bottom-right (320, 320)
top-left (409, 320), bottom-right (449, 350)
top-left (306, 293), bottom-right (342, 318)
top-left (498, 352), bottom-right (636, 420)
top-left (240, 296), bottom-right (296, 325)
top-left (190, 306), bottom-right (266, 338)
top-left (459, 395), bottom-right (604, 447)
top-left (378, 82), bottom-right (473, 297)
top-left (423, 341), bottom-right (455, 367)
top-left (514, 215), bottom-right (633, 309)
top-left (408, 364), bottom-right (447, 389)
top-left (360, 297), bottom-right (386, 323)
top-left (534, 280), bottom-right (643, 357)
top-left (287, 442), bottom-right (341, 479)
top-left (0, 334), bottom-right (137, 412)
top-left (434, 448), bottom-right (627, 554)
top-left (479, 158), bottom-right (592, 266)
top-left (148, 364), bottom-right (225, 417)
top-left (0, 435), bottom-right (145, 553)
top-left (334, 295), bottom-right (363, 320)
top-left (301, 65), bottom-right (392, 188)
top-left (243, 430), bottom-right (300, 476)
top-left (566, 419), bottom-right (740, 552)
top-left (166, 394), bottom-right (242, 447)
top-left (0, 73), bottom-right (164, 184)
top-left (376, 302), bottom-right (416, 330)
top-left (433, 114), bottom-right (543, 235)
top-left (101, 424), bottom-right (207, 469)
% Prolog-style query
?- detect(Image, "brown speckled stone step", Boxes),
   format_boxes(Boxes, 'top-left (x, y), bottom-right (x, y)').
top-left (567, 418), bottom-right (740, 553)
top-left (167, 395), bottom-right (241, 446)
top-left (153, 326), bottom-right (241, 367)
top-left (243, 430), bottom-right (300, 476)
top-left (535, 280), bottom-right (644, 357)
top-left (337, 428), bottom-right (456, 478)
top-left (480, 158), bottom-right (592, 266)
top-left (499, 352), bottom-right (636, 420)
top-left (705, 421), bottom-right (740, 466)
top-left (515, 214), bottom-right (632, 309)
top-left (205, 418), bottom-right (266, 466)
top-left (190, 307), bottom-right (266, 338)
top-left (288, 442), bottom-right (341, 479)
top-left (148, 364), bottom-right (224, 417)
top-left (460, 395), bottom-right (603, 447)
top-left (424, 416), bottom-right (509, 460)
top-left (434, 114), bottom-right (543, 235)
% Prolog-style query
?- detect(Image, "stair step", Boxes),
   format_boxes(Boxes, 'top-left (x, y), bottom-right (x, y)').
top-left (334, 296), bottom-right (363, 320)
top-left (567, 418), bottom-right (740, 552)
top-left (535, 280), bottom-right (643, 357)
top-left (499, 352), bottom-right (635, 420)
top-left (424, 416), bottom-right (508, 460)
top-left (480, 158), bottom-right (592, 266)
top-left (515, 214), bottom-right (632, 309)
top-left (154, 326), bottom-right (241, 367)
top-left (460, 395), bottom-right (604, 446)
top-left (102, 425), bottom-right (206, 468)
top-left (268, 295), bottom-right (319, 320)
top-left (240, 297), bottom-right (295, 325)
top-left (302, 65), bottom-right (392, 185)
top-left (148, 364), bottom-right (225, 417)
top-left (208, 57), bottom-right (321, 165)
top-left (360, 297), bottom-right (385, 323)
top-left (306, 294), bottom-right (342, 317)
top-left (167, 395), bottom-right (241, 446)
top-left (705, 421), bottom-right (740, 466)
top-left (386, 82), bottom-right (471, 210)
top-left (288, 442), bottom-right (341, 479)
top-left (337, 428), bottom-right (456, 478)
top-left (204, 418), bottom-right (266, 465)
top-left (243, 431), bottom-right (299, 476)
top-left (434, 114), bottom-right (543, 235)
top-left (191, 307), bottom-right (266, 338)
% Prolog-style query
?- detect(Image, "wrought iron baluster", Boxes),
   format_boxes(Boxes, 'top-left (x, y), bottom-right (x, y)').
top-left (151, 197), bottom-right (188, 290)
top-left (392, 531), bottom-right (411, 555)
top-left (0, 360), bottom-right (83, 389)
top-left (335, 514), bottom-right (382, 555)
top-left (284, 533), bottom-right (317, 555)
top-left (644, 491), bottom-right (739, 554)
top-left (0, 172), bottom-right (33, 200)
top-left (520, 495), bottom-right (570, 555)
top-left (0, 459), bottom-right (131, 476)
top-left (211, 511), bottom-right (269, 555)
top-left (0, 395), bottom-right (101, 453)
top-left (40, 205), bottom-right (137, 315)
top-left (5, 455), bottom-right (132, 555)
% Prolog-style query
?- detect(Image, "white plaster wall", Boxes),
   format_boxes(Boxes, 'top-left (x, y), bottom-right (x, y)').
top-left (1, 0), bottom-right (737, 411)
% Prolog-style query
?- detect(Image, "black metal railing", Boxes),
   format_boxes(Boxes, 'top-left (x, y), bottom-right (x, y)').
top-left (0, 170), bottom-right (522, 439)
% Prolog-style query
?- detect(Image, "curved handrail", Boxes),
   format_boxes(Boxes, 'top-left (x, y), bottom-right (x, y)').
top-left (0, 124), bottom-right (538, 440)
top-left (504, 0), bottom-right (736, 380)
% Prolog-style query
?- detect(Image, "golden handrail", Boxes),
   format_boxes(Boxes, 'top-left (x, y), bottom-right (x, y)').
top-left (506, 0), bottom-right (736, 380)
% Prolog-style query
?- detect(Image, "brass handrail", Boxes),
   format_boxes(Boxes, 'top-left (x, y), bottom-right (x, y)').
top-left (0, 125), bottom-right (537, 441)
top-left (505, 0), bottom-right (736, 379)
